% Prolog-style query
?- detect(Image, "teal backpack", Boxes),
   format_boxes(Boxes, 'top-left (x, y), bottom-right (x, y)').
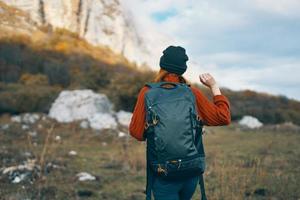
top-left (144, 82), bottom-right (207, 200)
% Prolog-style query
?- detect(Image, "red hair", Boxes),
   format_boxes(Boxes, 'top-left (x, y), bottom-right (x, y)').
top-left (153, 69), bottom-right (188, 83)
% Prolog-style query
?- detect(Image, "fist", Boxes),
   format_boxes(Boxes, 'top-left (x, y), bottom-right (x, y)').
top-left (199, 73), bottom-right (217, 88)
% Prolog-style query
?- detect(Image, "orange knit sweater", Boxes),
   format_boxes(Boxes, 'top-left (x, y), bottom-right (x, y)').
top-left (129, 74), bottom-right (231, 141)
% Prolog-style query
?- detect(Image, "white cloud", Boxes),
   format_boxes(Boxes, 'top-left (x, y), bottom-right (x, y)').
top-left (123, 0), bottom-right (300, 100)
top-left (185, 56), bottom-right (300, 100)
top-left (253, 0), bottom-right (300, 18)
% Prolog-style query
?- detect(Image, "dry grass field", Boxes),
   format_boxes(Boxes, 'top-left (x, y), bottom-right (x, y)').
top-left (0, 115), bottom-right (299, 200)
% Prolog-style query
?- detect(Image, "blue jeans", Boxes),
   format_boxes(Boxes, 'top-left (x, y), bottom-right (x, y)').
top-left (152, 176), bottom-right (199, 200)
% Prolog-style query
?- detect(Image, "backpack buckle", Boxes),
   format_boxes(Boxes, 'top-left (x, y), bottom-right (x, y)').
top-left (168, 159), bottom-right (182, 169)
top-left (145, 122), bottom-right (150, 130)
top-left (146, 107), bottom-right (159, 128)
top-left (152, 118), bottom-right (159, 125)
top-left (178, 159), bottom-right (182, 169)
top-left (144, 118), bottom-right (159, 130)
top-left (157, 164), bottom-right (167, 175)
top-left (152, 112), bottom-right (159, 125)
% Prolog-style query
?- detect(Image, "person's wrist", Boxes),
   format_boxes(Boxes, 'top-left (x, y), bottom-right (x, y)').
top-left (210, 84), bottom-right (221, 95)
top-left (209, 83), bottom-right (219, 90)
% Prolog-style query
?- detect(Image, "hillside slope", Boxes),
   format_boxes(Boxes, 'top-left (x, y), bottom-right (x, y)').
top-left (0, 0), bottom-right (151, 65)
top-left (0, 2), bottom-right (300, 125)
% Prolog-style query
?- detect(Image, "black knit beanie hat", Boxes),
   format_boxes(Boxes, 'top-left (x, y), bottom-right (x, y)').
top-left (159, 46), bottom-right (189, 75)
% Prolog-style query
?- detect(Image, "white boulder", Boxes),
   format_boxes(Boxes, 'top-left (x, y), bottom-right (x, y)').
top-left (238, 115), bottom-right (263, 129)
top-left (88, 113), bottom-right (117, 130)
top-left (49, 90), bottom-right (113, 123)
top-left (11, 113), bottom-right (40, 124)
top-left (48, 90), bottom-right (135, 131)
top-left (22, 113), bottom-right (40, 124)
top-left (22, 125), bottom-right (29, 130)
top-left (12, 174), bottom-right (27, 184)
top-left (55, 135), bottom-right (61, 141)
top-left (11, 116), bottom-right (22, 123)
top-left (69, 150), bottom-right (77, 156)
top-left (76, 172), bottom-right (96, 181)
top-left (2, 159), bottom-right (38, 175)
top-left (116, 110), bottom-right (132, 127)
top-left (118, 131), bottom-right (127, 138)
top-left (1, 124), bottom-right (9, 130)
top-left (80, 120), bottom-right (89, 129)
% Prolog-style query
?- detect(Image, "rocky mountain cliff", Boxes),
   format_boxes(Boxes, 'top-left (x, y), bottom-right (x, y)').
top-left (0, 0), bottom-right (151, 65)
top-left (0, 1), bottom-right (39, 35)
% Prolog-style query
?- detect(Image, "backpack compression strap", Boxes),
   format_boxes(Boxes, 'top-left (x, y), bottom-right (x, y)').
top-left (146, 161), bottom-right (153, 200)
top-left (199, 173), bottom-right (207, 200)
top-left (145, 140), bottom-right (156, 200)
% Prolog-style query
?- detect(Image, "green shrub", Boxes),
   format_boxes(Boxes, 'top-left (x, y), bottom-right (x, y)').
top-left (0, 62), bottom-right (21, 83)
top-left (105, 69), bottom-right (155, 111)
top-left (0, 40), bottom-right (23, 66)
top-left (81, 65), bottom-right (112, 90)
top-left (43, 61), bottom-right (70, 87)
top-left (0, 83), bottom-right (61, 114)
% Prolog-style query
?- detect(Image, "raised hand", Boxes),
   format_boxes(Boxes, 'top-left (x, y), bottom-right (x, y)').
top-left (199, 73), bottom-right (221, 96)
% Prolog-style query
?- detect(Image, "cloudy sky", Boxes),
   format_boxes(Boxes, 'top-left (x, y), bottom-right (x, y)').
top-left (124, 0), bottom-right (300, 100)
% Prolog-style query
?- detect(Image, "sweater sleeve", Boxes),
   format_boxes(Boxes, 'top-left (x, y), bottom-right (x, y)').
top-left (190, 86), bottom-right (231, 126)
top-left (129, 86), bottom-right (149, 141)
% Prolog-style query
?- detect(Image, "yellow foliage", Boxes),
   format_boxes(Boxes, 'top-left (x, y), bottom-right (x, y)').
top-left (19, 73), bottom-right (49, 86)
top-left (54, 41), bottom-right (70, 52)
